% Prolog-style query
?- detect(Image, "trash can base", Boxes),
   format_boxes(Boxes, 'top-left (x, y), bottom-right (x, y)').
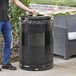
top-left (20, 63), bottom-right (53, 71)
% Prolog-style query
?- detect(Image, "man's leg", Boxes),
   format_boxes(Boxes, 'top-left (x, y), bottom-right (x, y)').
top-left (2, 21), bottom-right (11, 64)
top-left (2, 21), bottom-right (16, 70)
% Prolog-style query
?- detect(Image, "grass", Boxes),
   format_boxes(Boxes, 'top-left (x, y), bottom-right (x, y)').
top-left (31, 0), bottom-right (76, 6)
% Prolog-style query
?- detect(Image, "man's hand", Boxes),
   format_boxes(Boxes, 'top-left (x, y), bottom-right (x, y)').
top-left (27, 9), bottom-right (35, 15)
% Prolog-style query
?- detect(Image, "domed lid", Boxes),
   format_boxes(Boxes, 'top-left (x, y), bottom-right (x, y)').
top-left (19, 15), bottom-right (51, 20)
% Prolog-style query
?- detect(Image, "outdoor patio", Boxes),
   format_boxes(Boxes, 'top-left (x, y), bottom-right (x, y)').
top-left (0, 1), bottom-right (76, 76)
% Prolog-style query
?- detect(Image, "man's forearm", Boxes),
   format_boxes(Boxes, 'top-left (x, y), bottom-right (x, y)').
top-left (12, 0), bottom-right (34, 14)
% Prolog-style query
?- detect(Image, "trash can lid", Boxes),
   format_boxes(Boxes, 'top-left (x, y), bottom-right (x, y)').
top-left (19, 16), bottom-right (51, 20)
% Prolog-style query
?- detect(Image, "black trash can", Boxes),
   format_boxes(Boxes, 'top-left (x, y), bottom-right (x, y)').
top-left (19, 16), bottom-right (53, 71)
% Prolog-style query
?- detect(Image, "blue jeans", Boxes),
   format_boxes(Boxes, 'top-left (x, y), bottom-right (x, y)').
top-left (0, 21), bottom-right (11, 64)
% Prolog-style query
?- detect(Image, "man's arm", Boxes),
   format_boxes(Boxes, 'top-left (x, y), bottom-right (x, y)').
top-left (12, 0), bottom-right (34, 14)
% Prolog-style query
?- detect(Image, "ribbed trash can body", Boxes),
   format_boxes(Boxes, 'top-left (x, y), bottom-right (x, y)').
top-left (19, 16), bottom-right (53, 71)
